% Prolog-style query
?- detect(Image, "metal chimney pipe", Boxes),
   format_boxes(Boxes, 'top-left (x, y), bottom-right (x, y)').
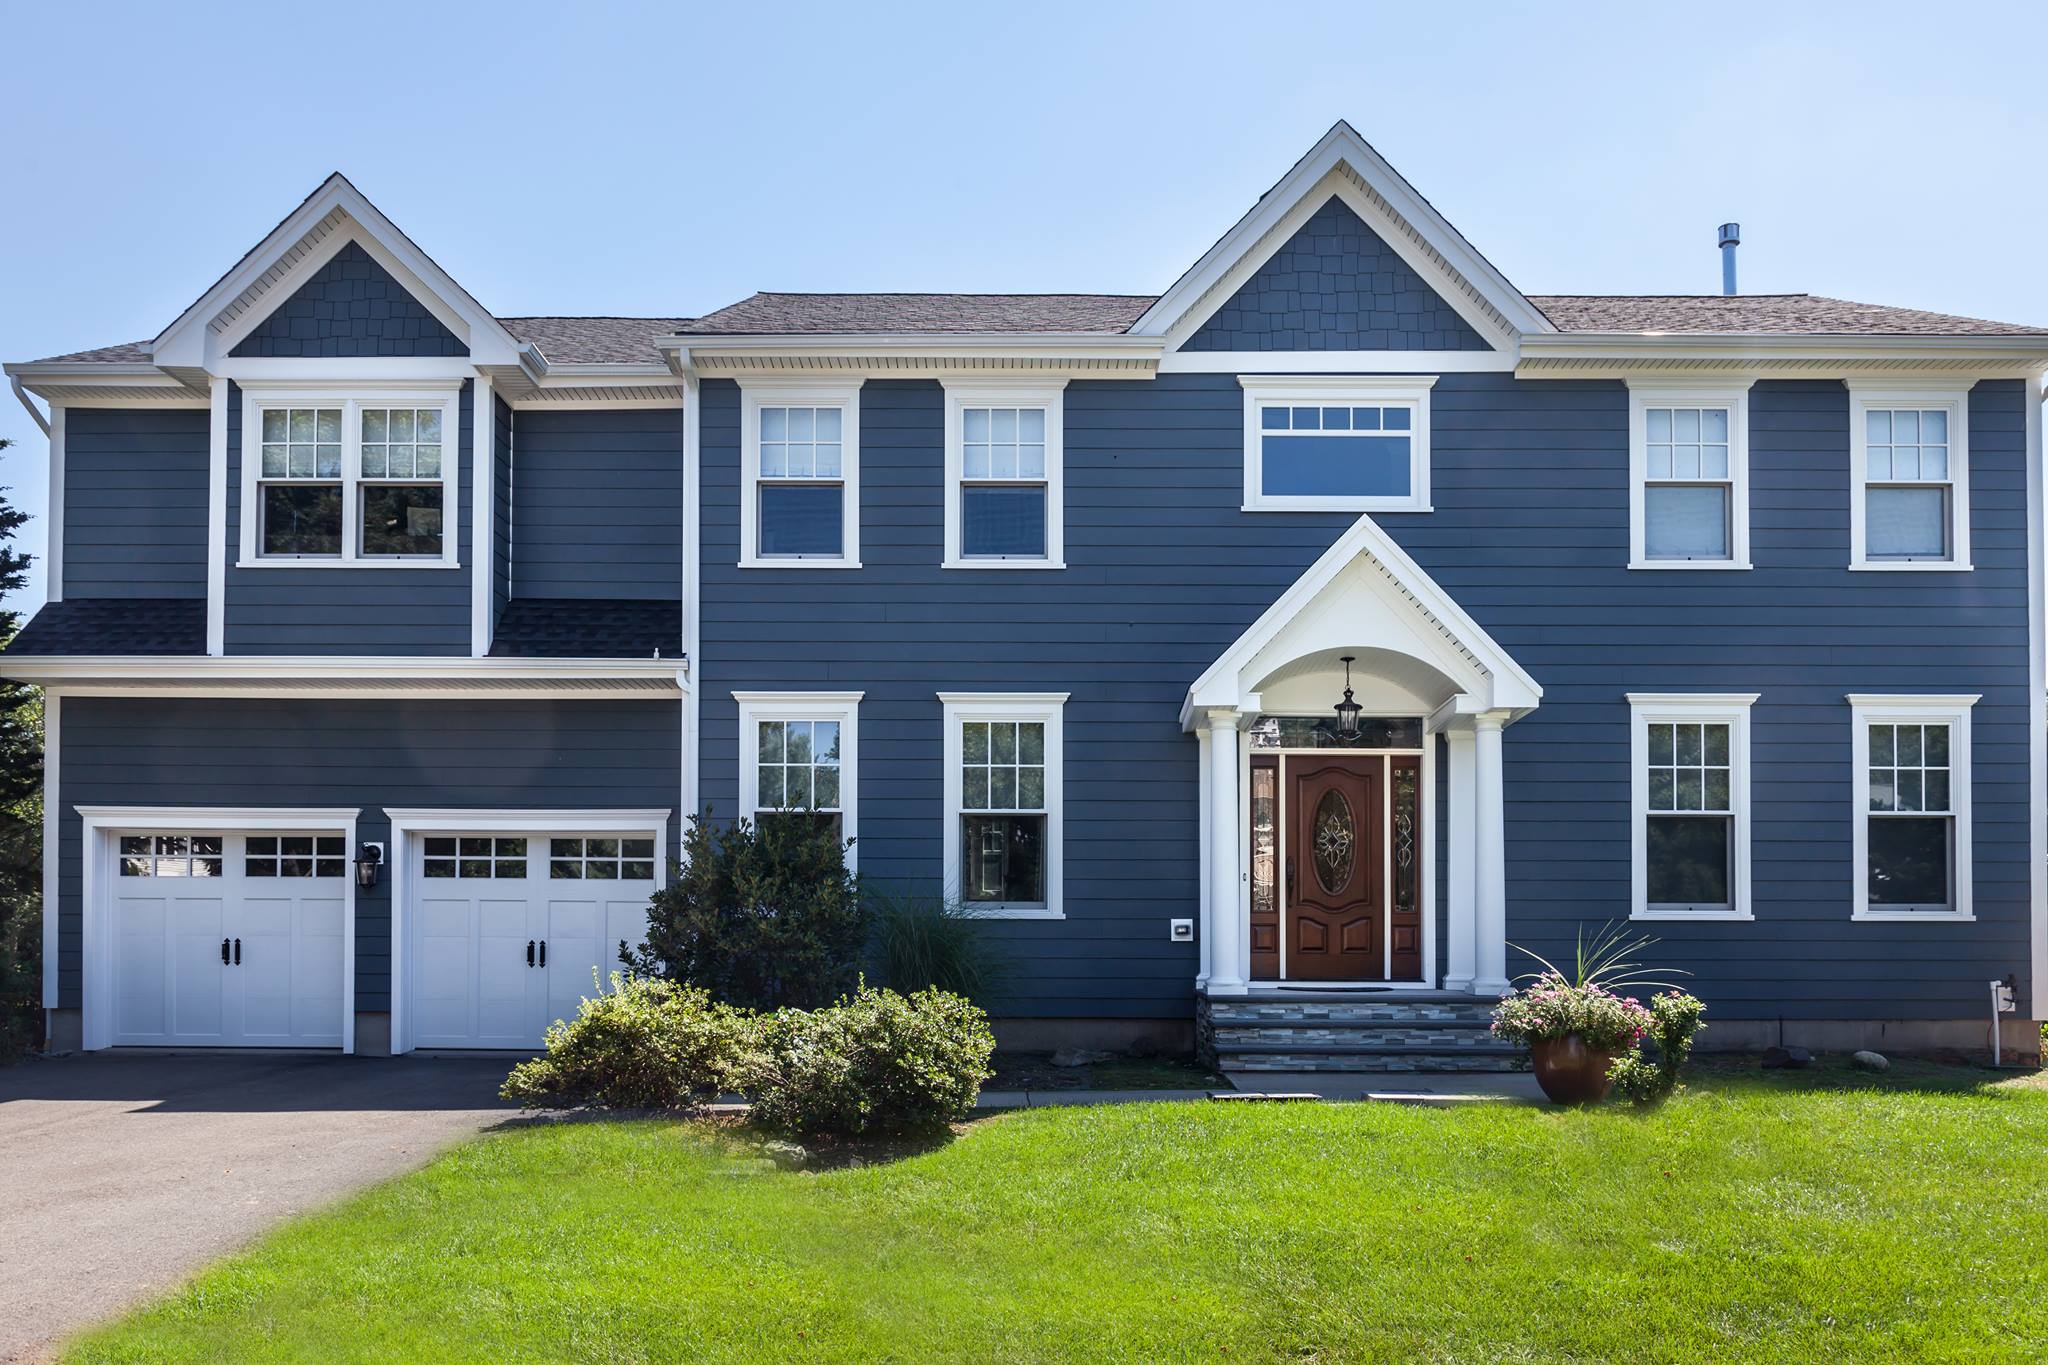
top-left (1718, 222), bottom-right (1741, 296)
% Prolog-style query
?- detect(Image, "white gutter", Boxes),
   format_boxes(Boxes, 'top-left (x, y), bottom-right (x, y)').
top-left (0, 655), bottom-right (689, 685)
top-left (9, 377), bottom-right (50, 436)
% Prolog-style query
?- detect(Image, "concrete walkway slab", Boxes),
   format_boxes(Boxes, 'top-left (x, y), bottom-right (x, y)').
top-left (0, 1051), bottom-right (514, 1363)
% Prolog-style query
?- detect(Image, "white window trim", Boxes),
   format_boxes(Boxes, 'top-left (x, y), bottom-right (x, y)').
top-left (1849, 693), bottom-right (1977, 922)
top-left (733, 691), bottom-right (862, 871)
top-left (939, 691), bottom-right (1068, 920)
top-left (1627, 693), bottom-right (1757, 922)
top-left (1627, 382), bottom-right (1753, 570)
top-left (738, 378), bottom-right (863, 569)
top-left (1239, 375), bottom-right (1436, 512)
top-left (1847, 382), bottom-right (1974, 572)
top-left (236, 383), bottom-right (462, 569)
top-left (941, 379), bottom-right (1067, 569)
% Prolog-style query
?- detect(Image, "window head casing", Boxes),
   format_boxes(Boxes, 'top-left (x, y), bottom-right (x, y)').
top-left (1628, 693), bottom-right (1756, 921)
top-left (1239, 376), bottom-right (1435, 512)
top-left (940, 692), bottom-right (1066, 919)
top-left (942, 380), bottom-right (1066, 568)
top-left (1849, 694), bottom-right (1976, 921)
top-left (1627, 383), bottom-right (1752, 570)
top-left (739, 379), bottom-right (863, 568)
top-left (735, 692), bottom-right (861, 869)
top-left (1847, 382), bottom-right (1973, 571)
top-left (237, 385), bottom-right (461, 568)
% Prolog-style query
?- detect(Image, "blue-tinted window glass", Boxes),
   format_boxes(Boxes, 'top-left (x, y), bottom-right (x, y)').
top-left (1290, 406), bottom-right (1321, 430)
top-left (759, 484), bottom-right (843, 556)
top-left (1261, 434), bottom-right (1412, 497)
top-left (962, 486), bottom-right (1048, 557)
top-left (1260, 407), bottom-right (1289, 431)
top-left (1383, 407), bottom-right (1412, 431)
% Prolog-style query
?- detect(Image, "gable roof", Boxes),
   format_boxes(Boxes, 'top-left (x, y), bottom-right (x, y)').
top-left (677, 293), bottom-right (1155, 336)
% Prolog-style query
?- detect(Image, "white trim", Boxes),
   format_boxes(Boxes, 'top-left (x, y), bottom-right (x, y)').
top-left (1441, 726), bottom-right (1475, 992)
top-left (1846, 381), bottom-right (1975, 571)
top-left (681, 372), bottom-right (702, 834)
top-left (2029, 370), bottom-right (2046, 1016)
top-left (733, 691), bottom-right (862, 870)
top-left (76, 805), bottom-right (361, 1053)
top-left (1238, 376), bottom-right (1435, 513)
top-left (941, 379), bottom-right (1066, 569)
top-left (939, 692), bottom-right (1068, 920)
top-left (40, 692), bottom-right (59, 1012)
top-left (470, 376), bottom-right (494, 656)
top-left (1162, 350), bottom-right (1514, 374)
top-left (1627, 693), bottom-right (1757, 921)
top-left (0, 656), bottom-right (686, 701)
top-left (45, 405), bottom-right (64, 602)
top-left (206, 380), bottom-right (227, 654)
top-left (1627, 382), bottom-right (1753, 570)
top-left (737, 378), bottom-right (862, 569)
top-left (385, 807), bottom-right (671, 1055)
top-left (1847, 694), bottom-right (1978, 922)
top-left (235, 385), bottom-right (462, 569)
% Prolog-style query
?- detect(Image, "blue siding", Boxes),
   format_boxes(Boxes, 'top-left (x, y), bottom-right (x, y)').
top-left (55, 697), bottom-right (681, 1012)
top-left (222, 381), bottom-right (474, 655)
top-left (229, 242), bottom-right (467, 358)
top-left (1183, 197), bottom-right (1494, 352)
top-left (511, 408), bottom-right (682, 600)
top-left (61, 408), bottom-right (209, 600)
top-left (493, 394), bottom-right (513, 621)
top-left (699, 374), bottom-right (2034, 1023)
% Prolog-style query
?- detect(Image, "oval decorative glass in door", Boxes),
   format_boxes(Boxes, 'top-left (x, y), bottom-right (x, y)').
top-left (1312, 789), bottom-right (1356, 894)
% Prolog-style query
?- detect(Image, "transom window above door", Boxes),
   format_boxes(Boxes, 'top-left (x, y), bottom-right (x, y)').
top-left (1850, 386), bottom-right (1971, 569)
top-left (942, 382), bottom-right (1066, 567)
top-left (740, 381), bottom-right (862, 568)
top-left (1628, 385), bottom-right (1751, 569)
top-left (1239, 377), bottom-right (1434, 512)
top-left (239, 389), bottom-right (460, 567)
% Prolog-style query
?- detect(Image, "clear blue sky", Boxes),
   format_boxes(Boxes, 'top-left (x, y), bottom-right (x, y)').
top-left (3, 0), bottom-right (2044, 610)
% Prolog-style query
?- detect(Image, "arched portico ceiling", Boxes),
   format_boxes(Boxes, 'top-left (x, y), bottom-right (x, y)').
top-left (1180, 514), bottom-right (1541, 730)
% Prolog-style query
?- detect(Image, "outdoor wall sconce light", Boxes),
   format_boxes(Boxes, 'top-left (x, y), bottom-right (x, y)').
top-left (356, 841), bottom-right (385, 889)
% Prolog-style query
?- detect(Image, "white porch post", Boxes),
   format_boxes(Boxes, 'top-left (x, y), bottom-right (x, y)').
top-left (1472, 710), bottom-right (1511, 997)
top-left (1442, 726), bottom-right (1477, 993)
top-left (1203, 707), bottom-right (1248, 996)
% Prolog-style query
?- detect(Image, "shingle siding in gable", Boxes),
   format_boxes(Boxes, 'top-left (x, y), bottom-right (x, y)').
top-left (60, 407), bottom-right (210, 599)
top-left (229, 241), bottom-right (468, 358)
top-left (511, 408), bottom-right (682, 600)
top-left (699, 374), bottom-right (2034, 1024)
top-left (1183, 197), bottom-right (1494, 352)
top-left (221, 380), bottom-right (474, 655)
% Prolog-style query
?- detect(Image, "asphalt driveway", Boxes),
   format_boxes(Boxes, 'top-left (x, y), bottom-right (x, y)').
top-left (0, 1051), bottom-right (515, 1362)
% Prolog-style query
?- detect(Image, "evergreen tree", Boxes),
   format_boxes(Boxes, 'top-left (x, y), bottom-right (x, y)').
top-left (0, 437), bottom-right (43, 1055)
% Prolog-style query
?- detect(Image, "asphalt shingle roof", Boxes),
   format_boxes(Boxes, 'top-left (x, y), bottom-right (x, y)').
top-left (4, 598), bottom-right (206, 656)
top-left (675, 293), bottom-right (1160, 336)
top-left (488, 598), bottom-right (682, 659)
top-left (1529, 294), bottom-right (2048, 337)
top-left (500, 317), bottom-right (696, 365)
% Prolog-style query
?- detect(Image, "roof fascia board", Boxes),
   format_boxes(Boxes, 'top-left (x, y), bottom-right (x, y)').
top-left (1130, 122), bottom-right (1555, 343)
top-left (659, 334), bottom-right (1163, 357)
top-left (0, 656), bottom-right (688, 684)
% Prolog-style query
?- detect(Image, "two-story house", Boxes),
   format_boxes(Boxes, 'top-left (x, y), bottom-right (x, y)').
top-left (7, 123), bottom-right (2043, 1067)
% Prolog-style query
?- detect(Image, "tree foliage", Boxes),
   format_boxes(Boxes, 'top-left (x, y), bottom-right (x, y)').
top-left (0, 437), bottom-right (43, 1056)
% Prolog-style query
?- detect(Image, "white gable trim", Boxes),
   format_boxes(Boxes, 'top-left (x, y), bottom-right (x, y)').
top-left (1133, 122), bottom-right (1554, 348)
top-left (152, 174), bottom-right (525, 371)
top-left (1180, 514), bottom-right (1542, 728)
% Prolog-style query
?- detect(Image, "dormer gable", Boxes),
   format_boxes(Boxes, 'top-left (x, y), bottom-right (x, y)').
top-left (229, 241), bottom-right (468, 359)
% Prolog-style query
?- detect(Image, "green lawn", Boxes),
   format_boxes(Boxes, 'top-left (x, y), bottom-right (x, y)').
top-left (73, 1061), bottom-right (2048, 1363)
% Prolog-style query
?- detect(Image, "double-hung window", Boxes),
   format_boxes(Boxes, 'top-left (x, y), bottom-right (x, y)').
top-left (942, 382), bottom-right (1065, 567)
top-left (1239, 377), bottom-right (1434, 512)
top-left (941, 693), bottom-right (1066, 918)
top-left (1850, 695), bottom-right (1975, 920)
top-left (740, 380), bottom-right (861, 567)
top-left (1849, 384), bottom-right (1971, 569)
top-left (1628, 694), bottom-right (1755, 920)
top-left (239, 388), bottom-right (459, 566)
top-left (1628, 384), bottom-right (1751, 568)
top-left (735, 692), bottom-right (861, 865)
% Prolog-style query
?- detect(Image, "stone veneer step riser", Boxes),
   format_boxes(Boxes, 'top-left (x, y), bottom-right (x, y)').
top-left (1206, 1003), bottom-right (1496, 1026)
top-left (1215, 1026), bottom-right (1509, 1049)
top-left (1221, 1054), bottom-right (1526, 1074)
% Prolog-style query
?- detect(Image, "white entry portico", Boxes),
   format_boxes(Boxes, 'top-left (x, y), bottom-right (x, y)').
top-left (1181, 515), bottom-right (1541, 998)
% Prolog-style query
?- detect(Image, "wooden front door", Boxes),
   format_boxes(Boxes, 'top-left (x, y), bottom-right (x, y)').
top-left (1286, 758), bottom-right (1384, 980)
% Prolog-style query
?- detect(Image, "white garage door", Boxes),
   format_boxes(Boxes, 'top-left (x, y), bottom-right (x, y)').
top-left (408, 833), bottom-right (658, 1050)
top-left (110, 832), bottom-right (347, 1048)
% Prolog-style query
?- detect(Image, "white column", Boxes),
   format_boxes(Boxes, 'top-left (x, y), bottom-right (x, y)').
top-left (1442, 726), bottom-right (1477, 993)
top-left (1204, 708), bottom-right (1247, 996)
top-left (1472, 711), bottom-right (1511, 996)
top-left (1195, 725), bottom-right (1213, 991)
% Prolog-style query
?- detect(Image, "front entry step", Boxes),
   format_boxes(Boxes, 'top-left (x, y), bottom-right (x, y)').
top-left (1199, 992), bottom-right (1525, 1075)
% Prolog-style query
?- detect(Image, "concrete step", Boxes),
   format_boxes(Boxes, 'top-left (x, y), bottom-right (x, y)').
top-left (1220, 1049), bottom-right (1527, 1075)
top-left (1206, 1000), bottom-right (1496, 1026)
top-left (1212, 1023), bottom-right (1506, 1049)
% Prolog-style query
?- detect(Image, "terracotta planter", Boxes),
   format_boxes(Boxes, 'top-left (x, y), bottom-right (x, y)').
top-left (1529, 1033), bottom-right (1619, 1104)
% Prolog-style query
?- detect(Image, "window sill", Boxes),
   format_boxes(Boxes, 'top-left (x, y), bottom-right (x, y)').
top-left (1847, 560), bottom-right (1974, 572)
top-left (942, 559), bottom-right (1067, 571)
top-left (1852, 910), bottom-right (1976, 923)
top-left (1629, 560), bottom-right (1752, 571)
top-left (235, 558), bottom-right (460, 570)
top-left (964, 905), bottom-right (1065, 921)
top-left (1631, 909), bottom-right (1754, 922)
top-left (737, 558), bottom-right (864, 570)
top-left (1242, 500), bottom-right (1431, 514)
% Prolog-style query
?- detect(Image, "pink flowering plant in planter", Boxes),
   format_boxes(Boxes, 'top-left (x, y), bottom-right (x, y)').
top-left (1490, 923), bottom-right (1693, 1104)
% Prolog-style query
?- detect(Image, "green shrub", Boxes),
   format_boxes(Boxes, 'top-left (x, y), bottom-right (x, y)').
top-left (625, 812), bottom-right (866, 1011)
top-left (1607, 991), bottom-right (1708, 1107)
top-left (501, 974), bottom-right (753, 1110)
top-left (867, 885), bottom-right (1009, 1004)
top-left (742, 984), bottom-right (996, 1139)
